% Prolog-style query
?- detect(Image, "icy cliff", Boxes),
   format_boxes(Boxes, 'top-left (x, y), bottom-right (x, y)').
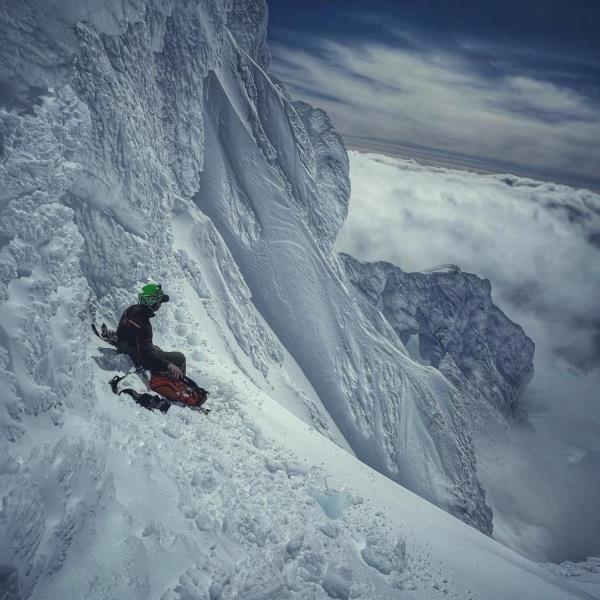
top-left (0, 1), bottom-right (576, 599)
top-left (193, 21), bottom-right (495, 533)
top-left (341, 255), bottom-right (535, 416)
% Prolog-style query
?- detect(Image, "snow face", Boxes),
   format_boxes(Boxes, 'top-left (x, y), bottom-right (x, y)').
top-left (0, 1), bottom-right (590, 598)
top-left (193, 29), bottom-right (493, 533)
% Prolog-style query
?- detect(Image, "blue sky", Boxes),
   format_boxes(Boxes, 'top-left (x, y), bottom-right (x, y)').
top-left (267, 1), bottom-right (600, 189)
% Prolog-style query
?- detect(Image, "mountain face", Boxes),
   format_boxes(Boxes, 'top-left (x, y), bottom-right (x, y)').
top-left (0, 1), bottom-right (546, 596)
top-left (341, 256), bottom-right (535, 417)
top-left (192, 11), bottom-right (496, 533)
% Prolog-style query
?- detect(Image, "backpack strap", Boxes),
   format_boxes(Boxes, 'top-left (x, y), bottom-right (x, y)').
top-left (118, 388), bottom-right (170, 413)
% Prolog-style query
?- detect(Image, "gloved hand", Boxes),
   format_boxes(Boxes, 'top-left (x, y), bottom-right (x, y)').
top-left (167, 363), bottom-right (183, 380)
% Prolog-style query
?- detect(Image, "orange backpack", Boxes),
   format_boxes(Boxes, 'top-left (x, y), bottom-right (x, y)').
top-left (149, 374), bottom-right (204, 406)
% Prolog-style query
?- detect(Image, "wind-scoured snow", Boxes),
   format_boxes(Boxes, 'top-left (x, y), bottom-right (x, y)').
top-left (0, 0), bottom-right (594, 598)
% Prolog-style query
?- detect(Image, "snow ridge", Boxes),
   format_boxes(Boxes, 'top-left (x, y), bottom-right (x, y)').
top-left (194, 27), bottom-right (494, 533)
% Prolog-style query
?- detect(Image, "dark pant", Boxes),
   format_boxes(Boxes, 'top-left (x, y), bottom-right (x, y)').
top-left (154, 346), bottom-right (186, 376)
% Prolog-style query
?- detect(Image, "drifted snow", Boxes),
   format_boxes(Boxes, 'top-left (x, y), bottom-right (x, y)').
top-left (0, 0), bottom-right (593, 598)
top-left (544, 559), bottom-right (600, 598)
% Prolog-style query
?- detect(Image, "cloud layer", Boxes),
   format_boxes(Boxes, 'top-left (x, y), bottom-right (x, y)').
top-left (337, 151), bottom-right (600, 562)
top-left (271, 32), bottom-right (600, 187)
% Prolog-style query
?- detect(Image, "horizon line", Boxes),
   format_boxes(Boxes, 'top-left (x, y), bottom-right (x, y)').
top-left (343, 134), bottom-right (600, 194)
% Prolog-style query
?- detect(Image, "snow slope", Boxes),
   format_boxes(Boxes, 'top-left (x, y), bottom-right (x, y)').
top-left (2, 351), bottom-right (593, 599)
top-left (0, 0), bottom-right (591, 598)
top-left (194, 24), bottom-right (495, 533)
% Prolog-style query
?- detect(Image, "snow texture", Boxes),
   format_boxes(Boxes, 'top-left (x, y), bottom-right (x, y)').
top-left (194, 23), bottom-right (494, 534)
top-left (0, 1), bottom-right (592, 598)
top-left (544, 558), bottom-right (600, 599)
top-left (341, 254), bottom-right (535, 416)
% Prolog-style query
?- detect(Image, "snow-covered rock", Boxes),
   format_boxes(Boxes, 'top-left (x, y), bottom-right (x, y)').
top-left (292, 100), bottom-right (350, 249)
top-left (0, 1), bottom-right (579, 598)
top-left (228, 0), bottom-right (271, 70)
top-left (341, 254), bottom-right (535, 416)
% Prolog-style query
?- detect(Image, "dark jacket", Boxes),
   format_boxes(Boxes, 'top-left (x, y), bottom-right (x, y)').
top-left (116, 304), bottom-right (169, 372)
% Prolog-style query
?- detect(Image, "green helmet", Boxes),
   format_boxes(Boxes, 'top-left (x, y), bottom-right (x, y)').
top-left (138, 283), bottom-right (169, 307)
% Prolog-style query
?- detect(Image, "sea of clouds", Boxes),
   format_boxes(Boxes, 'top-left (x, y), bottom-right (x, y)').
top-left (337, 151), bottom-right (600, 563)
top-left (271, 34), bottom-right (600, 189)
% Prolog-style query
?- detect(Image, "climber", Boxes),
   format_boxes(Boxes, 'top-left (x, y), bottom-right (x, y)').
top-left (116, 283), bottom-right (184, 377)
top-left (116, 282), bottom-right (203, 406)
